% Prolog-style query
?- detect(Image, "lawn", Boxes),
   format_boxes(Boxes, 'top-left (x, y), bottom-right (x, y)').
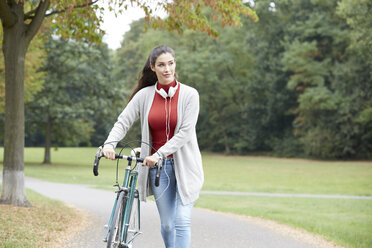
top-left (202, 154), bottom-right (372, 195)
top-left (0, 186), bottom-right (84, 248)
top-left (0, 147), bottom-right (372, 248)
top-left (195, 195), bottom-right (372, 248)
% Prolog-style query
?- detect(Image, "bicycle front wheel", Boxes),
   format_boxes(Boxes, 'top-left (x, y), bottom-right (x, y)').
top-left (126, 190), bottom-right (140, 246)
top-left (107, 192), bottom-right (126, 248)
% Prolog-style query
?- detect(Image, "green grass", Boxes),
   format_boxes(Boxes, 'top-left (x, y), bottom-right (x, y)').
top-left (1, 147), bottom-right (372, 248)
top-left (1, 147), bottom-right (371, 195)
top-left (202, 154), bottom-right (372, 196)
top-left (195, 195), bottom-right (372, 248)
top-left (0, 185), bottom-right (82, 248)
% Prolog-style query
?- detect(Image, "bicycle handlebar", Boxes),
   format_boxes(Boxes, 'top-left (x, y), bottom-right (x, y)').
top-left (93, 146), bottom-right (162, 187)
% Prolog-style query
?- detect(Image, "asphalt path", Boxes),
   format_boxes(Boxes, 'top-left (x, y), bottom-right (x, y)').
top-left (3, 176), bottom-right (337, 248)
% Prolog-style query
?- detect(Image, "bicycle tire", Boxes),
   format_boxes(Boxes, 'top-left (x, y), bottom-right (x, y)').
top-left (107, 192), bottom-right (126, 248)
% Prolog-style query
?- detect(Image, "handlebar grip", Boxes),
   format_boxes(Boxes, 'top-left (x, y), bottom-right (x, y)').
top-left (155, 163), bottom-right (162, 187)
top-left (93, 156), bottom-right (100, 176)
top-left (93, 154), bottom-right (104, 176)
top-left (93, 147), bottom-right (103, 176)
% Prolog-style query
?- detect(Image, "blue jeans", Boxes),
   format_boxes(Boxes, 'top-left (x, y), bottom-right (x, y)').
top-left (149, 159), bottom-right (194, 248)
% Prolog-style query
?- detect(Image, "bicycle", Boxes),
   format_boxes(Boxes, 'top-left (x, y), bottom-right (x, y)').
top-left (93, 144), bottom-right (162, 248)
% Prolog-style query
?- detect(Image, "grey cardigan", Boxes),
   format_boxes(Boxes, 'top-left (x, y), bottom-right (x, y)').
top-left (104, 83), bottom-right (204, 205)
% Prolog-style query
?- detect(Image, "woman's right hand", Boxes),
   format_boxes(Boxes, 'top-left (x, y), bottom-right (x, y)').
top-left (102, 147), bottom-right (116, 160)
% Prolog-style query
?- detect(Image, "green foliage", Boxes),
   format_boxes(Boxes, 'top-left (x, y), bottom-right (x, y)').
top-left (337, 0), bottom-right (372, 61)
top-left (283, 40), bottom-right (329, 90)
top-left (25, 38), bottom-right (123, 147)
top-left (279, 0), bottom-right (372, 158)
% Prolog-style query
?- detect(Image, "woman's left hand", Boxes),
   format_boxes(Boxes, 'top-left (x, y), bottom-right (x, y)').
top-left (143, 155), bottom-right (159, 167)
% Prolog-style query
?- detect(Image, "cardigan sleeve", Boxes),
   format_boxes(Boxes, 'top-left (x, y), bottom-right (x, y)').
top-left (155, 88), bottom-right (199, 158)
top-left (103, 91), bottom-right (141, 149)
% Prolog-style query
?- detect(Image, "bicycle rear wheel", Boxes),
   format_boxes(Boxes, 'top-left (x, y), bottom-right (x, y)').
top-left (107, 192), bottom-right (126, 248)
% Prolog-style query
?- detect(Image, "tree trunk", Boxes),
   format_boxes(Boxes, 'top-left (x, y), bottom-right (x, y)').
top-left (0, 3), bottom-right (30, 207)
top-left (43, 114), bottom-right (51, 164)
top-left (217, 108), bottom-right (231, 154)
top-left (223, 132), bottom-right (231, 155)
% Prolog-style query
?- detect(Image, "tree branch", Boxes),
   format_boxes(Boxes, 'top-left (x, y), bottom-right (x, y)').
top-left (0, 0), bottom-right (17, 28)
top-left (24, 0), bottom-right (99, 20)
top-left (24, 8), bottom-right (37, 20)
top-left (25, 0), bottom-right (50, 46)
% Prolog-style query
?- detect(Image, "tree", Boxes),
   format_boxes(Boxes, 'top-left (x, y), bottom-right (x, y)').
top-left (26, 38), bottom-right (120, 164)
top-left (337, 0), bottom-right (372, 156)
top-left (0, 0), bottom-right (101, 207)
top-left (0, 0), bottom-right (257, 206)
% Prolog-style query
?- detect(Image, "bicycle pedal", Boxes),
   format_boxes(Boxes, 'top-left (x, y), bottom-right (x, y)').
top-left (120, 242), bottom-right (132, 248)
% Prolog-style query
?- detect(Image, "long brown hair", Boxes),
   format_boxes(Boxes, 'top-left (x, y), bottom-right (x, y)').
top-left (129, 45), bottom-right (176, 100)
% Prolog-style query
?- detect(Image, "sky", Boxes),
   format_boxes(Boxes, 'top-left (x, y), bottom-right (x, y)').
top-left (98, 2), bottom-right (167, 50)
top-left (98, 3), bottom-right (145, 50)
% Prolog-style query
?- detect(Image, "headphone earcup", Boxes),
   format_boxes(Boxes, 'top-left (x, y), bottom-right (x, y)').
top-left (168, 87), bottom-right (176, 98)
top-left (155, 81), bottom-right (179, 98)
top-left (155, 88), bottom-right (168, 98)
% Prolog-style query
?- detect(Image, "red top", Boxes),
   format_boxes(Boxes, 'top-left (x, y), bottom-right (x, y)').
top-left (148, 80), bottom-right (180, 155)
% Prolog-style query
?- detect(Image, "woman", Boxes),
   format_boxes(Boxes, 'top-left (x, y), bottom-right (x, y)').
top-left (102, 45), bottom-right (204, 248)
